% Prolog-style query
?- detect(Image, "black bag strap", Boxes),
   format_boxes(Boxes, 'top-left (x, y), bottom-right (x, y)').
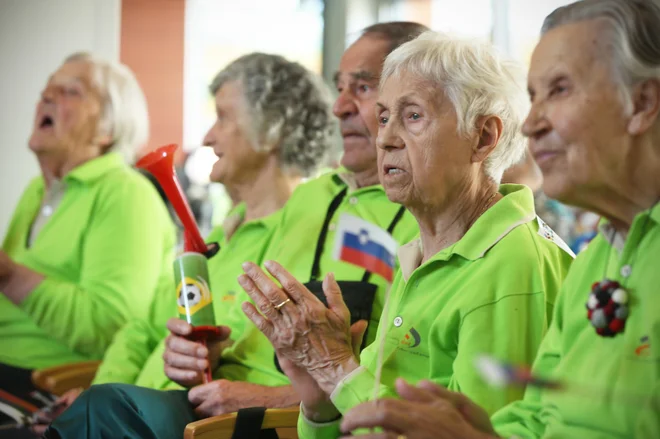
top-left (309, 187), bottom-right (348, 281)
top-left (231, 407), bottom-right (279, 439)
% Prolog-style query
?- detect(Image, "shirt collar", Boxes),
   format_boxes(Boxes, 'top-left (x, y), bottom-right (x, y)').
top-left (598, 202), bottom-right (660, 252)
top-left (63, 152), bottom-right (125, 185)
top-left (331, 169), bottom-right (384, 194)
top-left (222, 203), bottom-right (247, 240)
top-left (397, 184), bottom-right (536, 280)
top-left (398, 238), bottom-right (423, 281)
top-left (452, 184), bottom-right (537, 260)
top-left (223, 202), bottom-right (283, 242)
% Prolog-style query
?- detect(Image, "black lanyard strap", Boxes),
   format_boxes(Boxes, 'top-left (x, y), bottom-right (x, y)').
top-left (309, 186), bottom-right (407, 283)
top-left (310, 187), bottom-right (348, 281)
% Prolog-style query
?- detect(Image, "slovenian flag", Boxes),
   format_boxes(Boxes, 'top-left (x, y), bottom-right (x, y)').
top-left (332, 214), bottom-right (398, 282)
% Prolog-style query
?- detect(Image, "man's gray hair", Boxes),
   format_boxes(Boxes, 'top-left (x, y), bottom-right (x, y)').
top-left (543, 0), bottom-right (660, 114)
top-left (381, 31), bottom-right (529, 183)
top-left (65, 52), bottom-right (149, 164)
top-left (210, 53), bottom-right (338, 177)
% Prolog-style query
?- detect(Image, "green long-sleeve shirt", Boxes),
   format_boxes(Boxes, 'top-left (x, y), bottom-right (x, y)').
top-left (1, 152), bottom-right (176, 370)
top-left (299, 185), bottom-right (575, 439)
top-left (492, 203), bottom-right (660, 439)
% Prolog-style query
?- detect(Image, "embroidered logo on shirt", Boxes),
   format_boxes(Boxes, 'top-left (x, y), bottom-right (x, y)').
top-left (221, 291), bottom-right (236, 302)
top-left (635, 335), bottom-right (651, 357)
top-left (400, 327), bottom-right (421, 348)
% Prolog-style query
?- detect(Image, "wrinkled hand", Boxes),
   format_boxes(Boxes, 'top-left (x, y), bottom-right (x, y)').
top-left (30, 387), bottom-right (83, 436)
top-left (278, 320), bottom-right (368, 423)
top-left (340, 379), bottom-right (498, 439)
top-left (163, 318), bottom-right (231, 388)
top-left (0, 250), bottom-right (44, 304)
top-left (239, 261), bottom-right (360, 395)
top-left (188, 380), bottom-right (300, 419)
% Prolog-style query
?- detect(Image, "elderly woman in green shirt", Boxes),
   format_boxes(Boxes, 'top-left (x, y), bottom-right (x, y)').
top-left (238, 31), bottom-right (575, 439)
top-left (337, 1), bottom-right (660, 438)
top-left (0, 53), bottom-right (175, 377)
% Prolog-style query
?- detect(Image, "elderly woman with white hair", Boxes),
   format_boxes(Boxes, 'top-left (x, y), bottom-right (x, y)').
top-left (334, 1), bottom-right (660, 438)
top-left (0, 53), bottom-right (174, 382)
top-left (237, 31), bottom-right (574, 439)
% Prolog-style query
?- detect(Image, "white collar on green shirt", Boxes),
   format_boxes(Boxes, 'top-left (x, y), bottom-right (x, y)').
top-left (397, 184), bottom-right (536, 281)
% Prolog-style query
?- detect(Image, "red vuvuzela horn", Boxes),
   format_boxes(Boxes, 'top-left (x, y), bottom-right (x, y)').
top-left (137, 144), bottom-right (220, 384)
top-left (136, 144), bottom-right (207, 254)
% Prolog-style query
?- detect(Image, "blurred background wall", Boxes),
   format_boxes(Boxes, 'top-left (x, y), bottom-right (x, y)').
top-left (0, 0), bottom-right (577, 238)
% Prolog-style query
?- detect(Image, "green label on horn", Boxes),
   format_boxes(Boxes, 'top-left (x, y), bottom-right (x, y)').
top-left (174, 252), bottom-right (216, 326)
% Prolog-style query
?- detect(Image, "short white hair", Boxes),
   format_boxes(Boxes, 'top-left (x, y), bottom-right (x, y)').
top-left (65, 52), bottom-right (149, 164)
top-left (381, 31), bottom-right (529, 183)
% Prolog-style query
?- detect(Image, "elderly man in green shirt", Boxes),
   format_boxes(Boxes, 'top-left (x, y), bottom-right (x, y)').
top-left (238, 31), bottom-right (574, 439)
top-left (334, 1), bottom-right (660, 438)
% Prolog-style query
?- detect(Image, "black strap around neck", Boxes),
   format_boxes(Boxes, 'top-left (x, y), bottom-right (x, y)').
top-left (310, 188), bottom-right (347, 281)
top-left (309, 186), bottom-right (407, 283)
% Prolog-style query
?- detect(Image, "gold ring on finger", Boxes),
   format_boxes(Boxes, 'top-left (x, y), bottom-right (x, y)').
top-left (273, 298), bottom-right (291, 310)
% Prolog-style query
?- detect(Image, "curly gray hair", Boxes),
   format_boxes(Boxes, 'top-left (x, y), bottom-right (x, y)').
top-left (210, 53), bottom-right (338, 177)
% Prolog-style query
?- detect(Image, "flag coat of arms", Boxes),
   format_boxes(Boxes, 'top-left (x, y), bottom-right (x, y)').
top-left (332, 213), bottom-right (398, 282)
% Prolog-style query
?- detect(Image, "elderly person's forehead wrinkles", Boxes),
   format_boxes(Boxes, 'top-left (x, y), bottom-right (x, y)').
top-left (531, 22), bottom-right (613, 87)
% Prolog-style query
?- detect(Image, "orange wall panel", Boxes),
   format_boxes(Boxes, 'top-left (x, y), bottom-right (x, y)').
top-left (120, 0), bottom-right (185, 156)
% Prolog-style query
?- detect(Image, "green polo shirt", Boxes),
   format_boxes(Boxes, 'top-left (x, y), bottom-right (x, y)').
top-left (93, 204), bottom-right (284, 389)
top-left (217, 170), bottom-right (419, 387)
top-left (0, 152), bottom-right (176, 369)
top-left (299, 184), bottom-right (574, 439)
top-left (92, 204), bottom-right (244, 386)
top-left (492, 203), bottom-right (660, 439)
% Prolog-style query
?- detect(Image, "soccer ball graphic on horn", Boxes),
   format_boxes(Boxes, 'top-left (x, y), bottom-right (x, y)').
top-left (176, 276), bottom-right (212, 316)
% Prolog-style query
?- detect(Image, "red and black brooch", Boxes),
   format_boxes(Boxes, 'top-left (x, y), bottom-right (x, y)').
top-left (586, 280), bottom-right (629, 337)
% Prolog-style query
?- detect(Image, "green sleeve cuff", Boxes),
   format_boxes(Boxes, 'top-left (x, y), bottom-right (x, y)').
top-left (330, 366), bottom-right (391, 415)
top-left (297, 404), bottom-right (342, 439)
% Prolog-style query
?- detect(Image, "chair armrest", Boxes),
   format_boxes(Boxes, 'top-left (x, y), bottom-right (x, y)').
top-left (32, 360), bottom-right (101, 396)
top-left (184, 407), bottom-right (300, 439)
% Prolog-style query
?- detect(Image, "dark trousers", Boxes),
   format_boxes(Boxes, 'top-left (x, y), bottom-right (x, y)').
top-left (45, 384), bottom-right (196, 439)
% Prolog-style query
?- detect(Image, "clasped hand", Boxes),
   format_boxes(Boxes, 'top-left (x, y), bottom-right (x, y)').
top-left (238, 260), bottom-right (363, 397)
